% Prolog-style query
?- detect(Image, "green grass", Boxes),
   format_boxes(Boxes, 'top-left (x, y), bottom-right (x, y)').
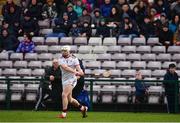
top-left (0, 110), bottom-right (180, 122)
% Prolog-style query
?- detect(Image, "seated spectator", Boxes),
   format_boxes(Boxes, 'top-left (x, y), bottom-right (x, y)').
top-left (121, 3), bottom-right (134, 20)
top-left (154, 0), bottom-right (170, 17)
top-left (69, 21), bottom-right (80, 37)
top-left (115, 0), bottom-right (128, 15)
top-left (92, 8), bottom-right (102, 27)
top-left (169, 15), bottom-right (180, 33)
top-left (26, 0), bottom-right (42, 20)
top-left (0, 29), bottom-right (19, 52)
top-left (107, 6), bottom-right (120, 25)
top-left (3, 4), bottom-right (21, 26)
top-left (118, 14), bottom-right (139, 39)
top-left (2, 0), bottom-right (16, 17)
top-left (47, 12), bottom-right (72, 38)
top-left (0, 20), bottom-right (14, 35)
top-left (139, 16), bottom-right (156, 39)
top-left (158, 23), bottom-right (174, 46)
top-left (12, 21), bottom-right (21, 37)
top-left (16, 33), bottom-right (35, 53)
top-left (172, 0), bottom-right (180, 17)
top-left (96, 18), bottom-right (110, 37)
top-left (78, 8), bottom-right (92, 26)
top-left (79, 21), bottom-right (91, 37)
top-left (73, 0), bottom-right (84, 17)
top-left (100, 0), bottom-right (112, 18)
top-left (19, 11), bottom-right (39, 36)
top-left (173, 24), bottom-right (180, 45)
top-left (67, 3), bottom-right (78, 22)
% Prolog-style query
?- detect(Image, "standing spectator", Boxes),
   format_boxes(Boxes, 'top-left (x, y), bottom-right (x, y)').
top-left (169, 15), bottom-right (180, 33)
top-left (164, 63), bottom-right (179, 113)
top-left (173, 24), bottom-right (180, 45)
top-left (92, 8), bottom-right (102, 27)
top-left (100, 0), bottom-right (113, 18)
top-left (69, 21), bottom-right (80, 37)
top-left (78, 8), bottom-right (92, 26)
top-left (0, 29), bottom-right (19, 52)
top-left (16, 33), bottom-right (35, 53)
top-left (79, 21), bottom-right (91, 38)
top-left (96, 18), bottom-right (110, 37)
top-left (158, 23), bottom-right (174, 46)
top-left (67, 3), bottom-right (78, 22)
top-left (73, 0), bottom-right (84, 17)
top-left (19, 11), bottom-right (39, 36)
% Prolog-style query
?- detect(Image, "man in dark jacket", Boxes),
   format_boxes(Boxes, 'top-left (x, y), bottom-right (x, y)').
top-left (35, 59), bottom-right (62, 110)
top-left (164, 63), bottom-right (179, 113)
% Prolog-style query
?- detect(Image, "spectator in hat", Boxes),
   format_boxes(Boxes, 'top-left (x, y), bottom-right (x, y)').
top-left (19, 11), bottom-right (40, 36)
top-left (0, 29), bottom-right (19, 53)
top-left (92, 8), bottom-right (102, 27)
top-left (67, 3), bottom-right (78, 22)
top-left (100, 0), bottom-right (113, 18)
top-left (78, 8), bottom-right (91, 26)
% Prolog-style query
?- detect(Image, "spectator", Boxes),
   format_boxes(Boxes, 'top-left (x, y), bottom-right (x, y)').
top-left (173, 24), bottom-right (180, 45)
top-left (73, 0), bottom-right (84, 17)
top-left (16, 33), bottom-right (35, 53)
top-left (2, 0), bottom-right (16, 17)
top-left (12, 21), bottom-right (21, 37)
top-left (115, 0), bottom-right (128, 15)
top-left (121, 3), bottom-right (134, 20)
top-left (158, 23), bottom-right (174, 46)
top-left (27, 0), bottom-right (42, 20)
top-left (69, 21), bottom-right (81, 37)
top-left (163, 63), bottom-right (179, 113)
top-left (19, 11), bottom-right (39, 36)
top-left (118, 14), bottom-right (139, 39)
top-left (154, 0), bottom-right (170, 16)
top-left (67, 3), bottom-right (78, 22)
top-left (79, 21), bottom-right (91, 37)
top-left (107, 6), bottom-right (120, 25)
top-left (160, 13), bottom-right (169, 25)
top-left (139, 16), bottom-right (156, 39)
top-left (78, 8), bottom-right (92, 26)
top-left (3, 4), bottom-right (21, 26)
top-left (96, 18), bottom-right (110, 37)
top-left (100, 0), bottom-right (113, 18)
top-left (169, 15), bottom-right (180, 33)
top-left (0, 20), bottom-right (14, 35)
top-left (0, 29), bottom-right (19, 52)
top-left (171, 0), bottom-right (180, 17)
top-left (134, 71), bottom-right (148, 112)
top-left (48, 12), bottom-right (72, 38)
top-left (92, 8), bottom-right (102, 27)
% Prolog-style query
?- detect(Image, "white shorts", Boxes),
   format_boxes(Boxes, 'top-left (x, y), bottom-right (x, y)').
top-left (62, 78), bottom-right (77, 89)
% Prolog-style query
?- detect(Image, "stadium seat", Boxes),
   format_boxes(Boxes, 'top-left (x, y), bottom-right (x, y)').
top-left (8, 76), bottom-right (21, 83)
top-left (167, 46), bottom-right (180, 53)
top-left (139, 70), bottom-right (152, 77)
top-left (48, 45), bottom-right (61, 53)
top-left (0, 76), bottom-right (6, 84)
top-left (35, 45), bottom-right (48, 53)
top-left (17, 69), bottom-right (32, 76)
top-left (53, 53), bottom-right (61, 59)
top-left (32, 37), bottom-right (44, 45)
top-left (78, 46), bottom-right (93, 54)
top-left (2, 69), bottom-right (16, 76)
top-left (141, 54), bottom-right (156, 61)
top-left (0, 61), bottom-right (13, 68)
top-left (126, 53), bottom-right (141, 61)
top-left (40, 29), bottom-right (53, 35)
top-left (25, 84), bottom-right (39, 92)
top-left (121, 70), bottom-right (136, 78)
top-left (132, 61), bottom-right (146, 69)
top-left (14, 61), bottom-right (27, 68)
top-left (132, 37), bottom-right (146, 45)
top-left (45, 37), bottom-right (59, 45)
top-left (0, 92), bottom-right (6, 101)
top-left (22, 76), bottom-right (40, 84)
top-left (177, 63), bottom-right (180, 69)
top-left (136, 46), bottom-right (151, 53)
top-left (118, 37), bottom-right (131, 45)
top-left (85, 69), bottom-right (92, 77)
top-left (148, 86), bottom-right (163, 104)
top-left (176, 70), bottom-right (180, 77)
top-left (156, 54), bottom-right (171, 61)
top-left (147, 37), bottom-right (159, 45)
top-left (101, 61), bottom-right (116, 69)
top-left (107, 46), bottom-right (121, 53)
top-left (103, 37), bottom-right (117, 46)
top-left (85, 61), bottom-right (101, 69)
top-left (81, 54), bottom-right (98, 61)
top-left (116, 61), bottom-right (131, 69)
top-left (172, 54), bottom-right (180, 61)
top-left (11, 93), bottom-right (22, 101)
top-left (24, 53), bottom-right (38, 61)
top-left (0, 84), bottom-right (7, 91)
top-left (74, 37), bottom-right (88, 45)
top-left (93, 46), bottom-right (108, 54)
top-left (28, 61), bottom-right (42, 68)
top-left (0, 52), bottom-right (9, 60)
top-left (31, 69), bottom-right (45, 77)
top-left (59, 37), bottom-right (73, 45)
top-left (144, 77), bottom-right (157, 86)
top-left (0, 69), bottom-right (1, 76)
top-left (11, 84), bottom-right (24, 92)
top-left (42, 61), bottom-right (52, 68)
top-left (26, 93), bottom-right (37, 101)
top-left (97, 54), bottom-right (111, 61)
top-left (10, 53), bottom-right (23, 60)
top-left (121, 46), bottom-right (136, 53)
top-left (101, 85), bottom-right (116, 103)
top-left (18, 36), bottom-right (24, 41)
top-left (38, 20), bottom-right (50, 28)
top-left (151, 46), bottom-right (166, 53)
top-left (109, 69), bottom-right (121, 78)
top-left (87, 85), bottom-right (101, 103)
top-left (89, 37), bottom-right (102, 45)
top-left (116, 85), bottom-right (132, 103)
top-left (38, 53), bottom-right (53, 61)
top-left (111, 53), bottom-right (126, 61)
top-left (69, 45), bottom-right (78, 53)
top-left (147, 61), bottom-right (161, 70)
top-left (162, 62), bottom-right (176, 69)
top-left (151, 70), bottom-right (166, 78)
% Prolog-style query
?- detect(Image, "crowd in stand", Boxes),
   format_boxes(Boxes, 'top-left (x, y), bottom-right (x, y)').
top-left (0, 0), bottom-right (180, 53)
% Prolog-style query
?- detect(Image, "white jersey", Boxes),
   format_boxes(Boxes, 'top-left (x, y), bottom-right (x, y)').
top-left (59, 55), bottom-right (79, 86)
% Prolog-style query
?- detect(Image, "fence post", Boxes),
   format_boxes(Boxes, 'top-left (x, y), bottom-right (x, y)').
top-left (175, 80), bottom-right (179, 113)
top-left (6, 78), bottom-right (11, 110)
top-left (90, 80), bottom-right (93, 111)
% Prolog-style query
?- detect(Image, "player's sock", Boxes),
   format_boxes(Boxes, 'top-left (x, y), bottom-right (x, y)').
top-left (79, 105), bottom-right (83, 110)
top-left (62, 109), bottom-right (67, 117)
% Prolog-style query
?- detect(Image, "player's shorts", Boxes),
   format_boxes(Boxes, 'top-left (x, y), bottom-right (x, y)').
top-left (62, 77), bottom-right (77, 89)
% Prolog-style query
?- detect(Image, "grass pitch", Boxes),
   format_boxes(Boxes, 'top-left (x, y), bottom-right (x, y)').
top-left (0, 110), bottom-right (180, 122)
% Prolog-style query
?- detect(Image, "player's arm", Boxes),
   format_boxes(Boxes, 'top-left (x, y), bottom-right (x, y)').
top-left (76, 65), bottom-right (84, 76)
top-left (60, 64), bottom-right (77, 74)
